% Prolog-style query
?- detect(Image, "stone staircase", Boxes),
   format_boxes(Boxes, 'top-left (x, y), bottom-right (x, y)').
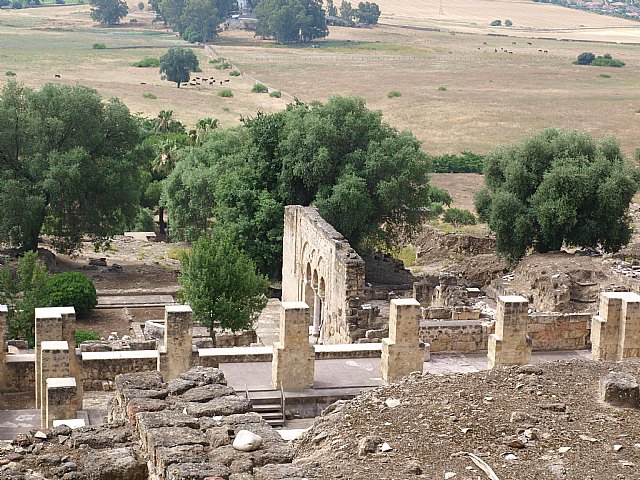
top-left (247, 387), bottom-right (285, 428)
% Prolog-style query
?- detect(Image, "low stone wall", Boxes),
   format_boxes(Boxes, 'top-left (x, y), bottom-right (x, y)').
top-left (420, 320), bottom-right (492, 353)
top-left (5, 354), bottom-right (36, 393)
top-left (81, 351), bottom-right (160, 390)
top-left (528, 312), bottom-right (591, 351)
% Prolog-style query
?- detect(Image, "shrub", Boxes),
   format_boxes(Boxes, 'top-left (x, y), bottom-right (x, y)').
top-left (437, 85), bottom-right (447, 91)
top-left (430, 151), bottom-right (484, 173)
top-left (132, 57), bottom-right (160, 67)
top-left (143, 92), bottom-right (157, 99)
top-left (92, 43), bottom-right (107, 50)
top-left (443, 208), bottom-right (477, 226)
top-left (575, 52), bottom-right (595, 65)
top-left (137, 1), bottom-right (144, 9)
top-left (251, 83), bottom-right (268, 93)
top-left (504, 19), bottom-right (513, 27)
top-left (387, 90), bottom-right (401, 98)
top-left (269, 90), bottom-right (282, 98)
top-left (11, 0), bottom-right (23, 9)
top-left (76, 329), bottom-right (100, 346)
top-left (5, 71), bottom-right (16, 77)
top-left (599, 73), bottom-right (611, 78)
top-left (592, 57), bottom-right (625, 67)
top-left (54, 0), bottom-right (65, 4)
top-left (45, 272), bottom-right (97, 318)
top-left (128, 207), bottom-right (156, 231)
top-left (229, 70), bottom-right (241, 77)
top-left (182, 26), bottom-right (203, 43)
top-left (490, 19), bottom-right (501, 26)
top-left (218, 88), bottom-right (233, 97)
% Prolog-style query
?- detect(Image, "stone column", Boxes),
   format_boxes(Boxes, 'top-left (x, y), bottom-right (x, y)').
top-left (58, 307), bottom-right (82, 408)
top-left (488, 295), bottom-right (531, 368)
top-left (592, 292), bottom-right (640, 361)
top-left (272, 302), bottom-right (315, 390)
top-left (40, 341), bottom-right (70, 427)
top-left (0, 305), bottom-right (7, 390)
top-left (46, 377), bottom-right (78, 428)
top-left (312, 294), bottom-right (321, 335)
top-left (162, 305), bottom-right (193, 380)
top-left (34, 308), bottom-right (64, 412)
top-left (381, 298), bottom-right (422, 383)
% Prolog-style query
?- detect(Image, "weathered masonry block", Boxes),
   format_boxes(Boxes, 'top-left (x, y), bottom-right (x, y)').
top-left (46, 377), bottom-right (78, 428)
top-left (488, 295), bottom-right (531, 368)
top-left (35, 308), bottom-right (69, 413)
top-left (282, 205), bottom-right (366, 344)
top-left (272, 302), bottom-right (315, 390)
top-left (40, 340), bottom-right (71, 427)
top-left (592, 292), bottom-right (640, 361)
top-left (159, 305), bottom-right (193, 380)
top-left (381, 298), bottom-right (422, 383)
top-left (0, 304), bottom-right (7, 390)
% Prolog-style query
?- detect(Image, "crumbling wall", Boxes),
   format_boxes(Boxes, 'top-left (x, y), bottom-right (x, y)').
top-left (282, 206), bottom-right (367, 344)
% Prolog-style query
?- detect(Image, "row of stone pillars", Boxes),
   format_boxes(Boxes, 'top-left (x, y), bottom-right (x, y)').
top-left (303, 278), bottom-right (324, 339)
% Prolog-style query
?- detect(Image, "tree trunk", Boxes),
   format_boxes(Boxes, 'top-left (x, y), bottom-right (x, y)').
top-left (177, 81), bottom-right (181, 88)
top-left (158, 207), bottom-right (166, 235)
top-left (209, 323), bottom-right (217, 347)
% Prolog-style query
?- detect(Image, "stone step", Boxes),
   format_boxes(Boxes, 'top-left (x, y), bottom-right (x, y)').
top-left (251, 403), bottom-right (281, 411)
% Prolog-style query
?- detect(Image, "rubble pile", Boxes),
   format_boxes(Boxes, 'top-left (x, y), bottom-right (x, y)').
top-left (0, 367), bottom-right (301, 480)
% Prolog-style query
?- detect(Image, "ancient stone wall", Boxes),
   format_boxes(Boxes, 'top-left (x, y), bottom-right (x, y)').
top-left (282, 205), bottom-right (366, 344)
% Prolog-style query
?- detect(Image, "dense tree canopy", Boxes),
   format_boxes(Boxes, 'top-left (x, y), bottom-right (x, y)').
top-left (164, 96), bottom-right (450, 278)
top-left (179, 231), bottom-right (268, 344)
top-left (90, 0), bottom-right (129, 25)
top-left (159, 47), bottom-right (199, 87)
top-left (0, 82), bottom-right (143, 253)
top-left (153, 0), bottom-right (236, 42)
top-left (255, 0), bottom-right (328, 44)
top-left (354, 1), bottom-right (380, 24)
top-left (475, 129), bottom-right (639, 263)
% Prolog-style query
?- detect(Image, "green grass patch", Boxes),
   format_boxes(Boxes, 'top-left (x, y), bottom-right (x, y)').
top-left (143, 92), bottom-right (157, 99)
top-left (251, 83), bottom-right (268, 93)
top-left (75, 329), bottom-right (100, 346)
top-left (269, 90), bottom-right (281, 98)
top-left (92, 43), bottom-right (106, 50)
top-left (387, 90), bottom-right (401, 98)
top-left (229, 70), bottom-right (240, 76)
top-left (210, 57), bottom-right (231, 69)
top-left (218, 88), bottom-right (233, 97)
top-left (5, 71), bottom-right (16, 76)
top-left (599, 73), bottom-right (611, 78)
top-left (437, 85), bottom-right (447, 91)
top-left (132, 57), bottom-right (160, 67)
top-left (392, 246), bottom-right (416, 268)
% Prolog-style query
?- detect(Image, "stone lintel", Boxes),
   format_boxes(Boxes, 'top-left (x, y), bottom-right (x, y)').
top-left (498, 295), bottom-right (528, 304)
top-left (35, 306), bottom-right (75, 319)
top-left (41, 341), bottom-right (70, 352)
top-left (165, 305), bottom-right (193, 314)
top-left (0, 304), bottom-right (8, 314)
top-left (391, 298), bottom-right (421, 308)
top-left (46, 377), bottom-right (77, 389)
top-left (281, 301), bottom-right (309, 311)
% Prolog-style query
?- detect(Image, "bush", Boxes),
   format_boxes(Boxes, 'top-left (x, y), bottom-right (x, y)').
top-left (251, 83), bottom-right (268, 93)
top-left (490, 19), bottom-right (501, 26)
top-left (218, 88), bottom-right (233, 97)
top-left (430, 151), bottom-right (485, 173)
top-left (182, 26), bottom-right (203, 43)
top-left (592, 57), bottom-right (625, 67)
top-left (599, 73), bottom-right (611, 78)
top-left (132, 57), bottom-right (160, 68)
top-left (45, 272), bottom-right (97, 318)
top-left (229, 70), bottom-right (241, 77)
top-left (128, 207), bottom-right (156, 231)
top-left (143, 92), bottom-right (157, 99)
top-left (137, 1), bottom-right (144, 9)
top-left (11, 0), bottom-right (23, 9)
top-left (575, 52), bottom-right (595, 65)
top-left (75, 329), bottom-right (100, 346)
top-left (504, 19), bottom-right (513, 27)
top-left (92, 43), bottom-right (107, 50)
top-left (269, 90), bottom-right (282, 98)
top-left (387, 90), bottom-right (401, 98)
top-left (5, 71), bottom-right (16, 77)
top-left (54, 0), bottom-right (65, 4)
top-left (443, 208), bottom-right (477, 226)
top-left (437, 86), bottom-right (447, 91)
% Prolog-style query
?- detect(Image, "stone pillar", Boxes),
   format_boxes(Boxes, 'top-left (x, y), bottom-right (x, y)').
top-left (592, 292), bottom-right (640, 361)
top-left (272, 302), bottom-right (315, 390)
top-left (59, 307), bottom-right (82, 408)
top-left (162, 305), bottom-right (193, 380)
top-left (0, 305), bottom-right (7, 390)
top-left (34, 308), bottom-right (64, 412)
top-left (381, 298), bottom-right (422, 383)
top-left (40, 341), bottom-right (70, 427)
top-left (488, 295), bottom-right (531, 368)
top-left (312, 294), bottom-right (321, 335)
top-left (46, 377), bottom-right (78, 428)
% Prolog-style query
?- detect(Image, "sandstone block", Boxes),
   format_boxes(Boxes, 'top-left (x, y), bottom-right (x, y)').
top-left (166, 462), bottom-right (230, 480)
top-left (601, 372), bottom-right (640, 409)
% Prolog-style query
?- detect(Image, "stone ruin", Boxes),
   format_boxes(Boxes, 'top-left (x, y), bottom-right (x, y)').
top-left (1, 367), bottom-right (303, 480)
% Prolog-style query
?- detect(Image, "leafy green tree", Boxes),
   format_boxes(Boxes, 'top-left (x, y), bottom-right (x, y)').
top-left (475, 129), bottom-right (639, 263)
top-left (255, 0), bottom-right (328, 44)
top-left (179, 231), bottom-right (268, 344)
top-left (0, 82), bottom-right (143, 253)
top-left (326, 0), bottom-right (337, 15)
top-left (0, 252), bottom-right (49, 347)
top-left (504, 19), bottom-right (513, 26)
top-left (490, 19), bottom-right (501, 26)
top-left (575, 52), bottom-right (596, 65)
top-left (354, 1), bottom-right (379, 24)
top-left (443, 208), bottom-right (476, 226)
top-left (90, 0), bottom-right (129, 25)
top-left (156, 0), bottom-right (236, 41)
top-left (45, 272), bottom-right (97, 318)
top-left (159, 48), bottom-right (199, 88)
top-left (339, 0), bottom-right (352, 20)
top-left (164, 96), bottom-right (450, 278)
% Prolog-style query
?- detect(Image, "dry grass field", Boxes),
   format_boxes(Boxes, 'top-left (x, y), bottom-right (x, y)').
top-left (1, 1), bottom-right (639, 155)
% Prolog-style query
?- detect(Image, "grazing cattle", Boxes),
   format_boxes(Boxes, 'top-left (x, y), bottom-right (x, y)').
top-left (224, 79), bottom-right (229, 82)
top-left (539, 49), bottom-right (543, 52)
top-left (140, 82), bottom-right (146, 85)
top-left (512, 41), bottom-right (516, 45)
top-left (494, 48), bottom-right (498, 53)
top-left (220, 81), bottom-right (223, 85)
top-left (544, 50), bottom-right (548, 53)
top-left (54, 74), bottom-right (60, 78)
top-left (509, 51), bottom-right (513, 54)
top-left (527, 42), bottom-right (532, 45)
